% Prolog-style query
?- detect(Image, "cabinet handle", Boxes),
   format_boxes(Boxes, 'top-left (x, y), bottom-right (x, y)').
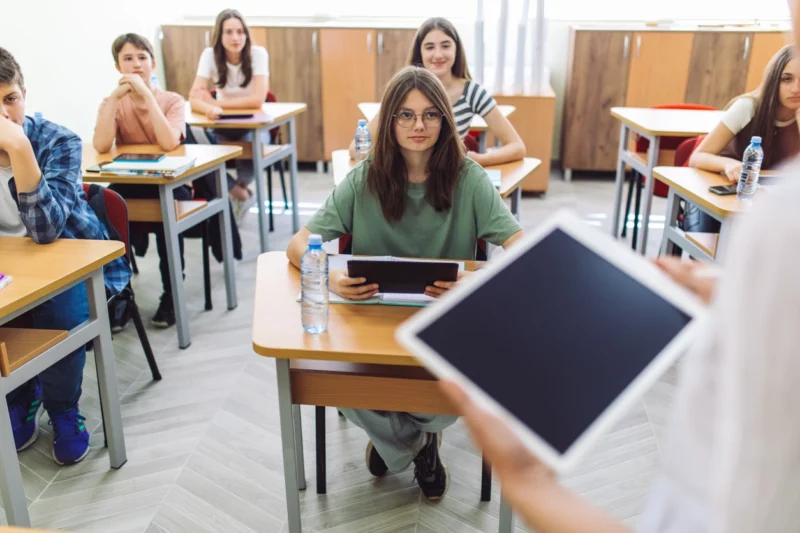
top-left (635, 35), bottom-right (641, 58)
top-left (378, 32), bottom-right (384, 55)
top-left (367, 33), bottom-right (373, 55)
top-left (205, 30), bottom-right (210, 48)
top-left (623, 35), bottom-right (630, 59)
top-left (743, 36), bottom-right (751, 60)
top-left (312, 31), bottom-right (318, 54)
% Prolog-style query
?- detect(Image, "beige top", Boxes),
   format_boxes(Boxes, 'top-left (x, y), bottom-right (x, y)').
top-left (96, 89), bottom-right (186, 147)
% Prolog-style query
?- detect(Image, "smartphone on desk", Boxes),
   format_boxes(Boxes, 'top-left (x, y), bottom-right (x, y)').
top-left (113, 153), bottom-right (166, 163)
top-left (709, 184), bottom-right (738, 196)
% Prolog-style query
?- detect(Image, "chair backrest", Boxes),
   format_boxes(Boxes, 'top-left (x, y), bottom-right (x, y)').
top-left (82, 184), bottom-right (132, 259)
top-left (266, 91), bottom-right (280, 141)
top-left (635, 103), bottom-right (717, 152)
top-left (675, 135), bottom-right (707, 168)
top-left (464, 134), bottom-right (480, 153)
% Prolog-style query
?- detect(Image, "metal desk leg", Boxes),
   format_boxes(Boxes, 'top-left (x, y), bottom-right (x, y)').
top-left (215, 164), bottom-right (238, 310)
top-left (511, 186), bottom-right (521, 222)
top-left (286, 117), bottom-right (301, 233)
top-left (636, 135), bottom-right (661, 255)
top-left (159, 185), bottom-right (191, 349)
top-left (499, 493), bottom-right (515, 533)
top-left (276, 359), bottom-right (302, 533)
top-left (0, 387), bottom-right (30, 526)
top-left (658, 189), bottom-right (682, 257)
top-left (716, 217), bottom-right (733, 264)
top-left (87, 270), bottom-right (127, 469)
top-left (611, 123), bottom-right (631, 239)
top-left (253, 127), bottom-right (269, 253)
top-left (292, 404), bottom-right (306, 491)
top-left (478, 131), bottom-right (488, 153)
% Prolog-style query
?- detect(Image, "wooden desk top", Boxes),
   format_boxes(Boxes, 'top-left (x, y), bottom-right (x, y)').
top-left (81, 143), bottom-right (242, 185)
top-left (653, 166), bottom-right (764, 217)
top-left (358, 103), bottom-right (516, 132)
top-left (330, 150), bottom-right (540, 200)
top-left (610, 107), bottom-right (724, 137)
top-left (185, 102), bottom-right (308, 129)
top-left (0, 237), bottom-right (124, 320)
top-left (252, 252), bottom-right (479, 367)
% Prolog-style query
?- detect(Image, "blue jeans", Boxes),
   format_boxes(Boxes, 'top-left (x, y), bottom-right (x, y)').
top-left (6, 283), bottom-right (90, 414)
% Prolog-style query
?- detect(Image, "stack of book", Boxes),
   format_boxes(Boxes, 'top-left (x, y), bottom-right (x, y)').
top-left (99, 156), bottom-right (196, 178)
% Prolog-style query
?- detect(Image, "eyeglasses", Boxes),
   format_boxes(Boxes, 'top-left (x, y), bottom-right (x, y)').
top-left (393, 109), bottom-right (444, 128)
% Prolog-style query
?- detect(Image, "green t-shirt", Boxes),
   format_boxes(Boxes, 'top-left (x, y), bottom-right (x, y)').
top-left (306, 157), bottom-right (522, 260)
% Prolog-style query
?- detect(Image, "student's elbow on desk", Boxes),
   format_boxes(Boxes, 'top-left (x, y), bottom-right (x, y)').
top-left (287, 227), bottom-right (312, 268)
top-left (92, 138), bottom-right (113, 155)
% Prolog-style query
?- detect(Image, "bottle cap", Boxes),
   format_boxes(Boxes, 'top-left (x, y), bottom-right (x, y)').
top-left (358, 119), bottom-right (367, 127)
top-left (308, 234), bottom-right (323, 247)
top-left (751, 136), bottom-right (762, 144)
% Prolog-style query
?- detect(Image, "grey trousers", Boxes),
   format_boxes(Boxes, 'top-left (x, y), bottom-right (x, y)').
top-left (339, 408), bottom-right (458, 472)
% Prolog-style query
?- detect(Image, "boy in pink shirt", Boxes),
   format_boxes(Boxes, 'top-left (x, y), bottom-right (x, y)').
top-left (93, 33), bottom-right (189, 330)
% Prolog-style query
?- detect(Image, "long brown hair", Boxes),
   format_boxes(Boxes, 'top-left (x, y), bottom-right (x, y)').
top-left (367, 66), bottom-right (465, 222)
top-left (727, 44), bottom-right (795, 168)
top-left (210, 9), bottom-right (253, 89)
top-left (408, 18), bottom-right (471, 80)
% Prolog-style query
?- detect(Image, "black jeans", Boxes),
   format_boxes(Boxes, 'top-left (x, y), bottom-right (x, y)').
top-left (683, 201), bottom-right (722, 233)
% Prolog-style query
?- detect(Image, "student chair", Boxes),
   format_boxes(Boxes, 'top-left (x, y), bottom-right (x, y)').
top-left (83, 184), bottom-right (161, 381)
top-left (621, 104), bottom-right (717, 249)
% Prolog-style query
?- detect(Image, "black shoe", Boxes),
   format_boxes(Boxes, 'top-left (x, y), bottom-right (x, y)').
top-left (413, 433), bottom-right (449, 501)
top-left (151, 294), bottom-right (176, 328)
top-left (365, 441), bottom-right (389, 477)
top-left (109, 298), bottom-right (130, 333)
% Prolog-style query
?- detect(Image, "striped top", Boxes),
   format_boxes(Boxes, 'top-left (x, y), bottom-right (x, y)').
top-left (452, 81), bottom-right (497, 139)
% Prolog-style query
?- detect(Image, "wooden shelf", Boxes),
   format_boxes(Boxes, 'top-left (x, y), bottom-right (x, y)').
top-left (0, 328), bottom-right (69, 377)
top-left (686, 231), bottom-right (719, 257)
top-left (126, 200), bottom-right (208, 223)
top-left (218, 141), bottom-right (291, 161)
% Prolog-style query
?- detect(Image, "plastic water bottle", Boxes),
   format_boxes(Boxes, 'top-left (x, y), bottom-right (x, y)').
top-left (736, 136), bottom-right (763, 200)
top-left (33, 112), bottom-right (43, 120)
top-left (150, 74), bottom-right (161, 90)
top-left (301, 234), bottom-right (329, 334)
top-left (354, 119), bottom-right (371, 161)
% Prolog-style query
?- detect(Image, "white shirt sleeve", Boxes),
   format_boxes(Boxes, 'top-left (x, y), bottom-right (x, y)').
top-left (720, 98), bottom-right (756, 135)
top-left (196, 48), bottom-right (216, 80)
top-left (251, 46), bottom-right (269, 77)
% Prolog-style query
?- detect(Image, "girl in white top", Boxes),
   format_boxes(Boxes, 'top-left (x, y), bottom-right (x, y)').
top-left (349, 17), bottom-right (525, 167)
top-left (189, 9), bottom-right (270, 207)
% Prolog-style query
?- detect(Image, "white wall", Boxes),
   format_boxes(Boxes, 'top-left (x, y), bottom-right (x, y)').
top-left (4, 0), bottom-right (791, 158)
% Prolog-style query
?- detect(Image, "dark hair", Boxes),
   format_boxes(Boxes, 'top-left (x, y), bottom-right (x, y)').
top-left (111, 33), bottom-right (155, 67)
top-left (211, 9), bottom-right (252, 89)
top-left (408, 17), bottom-right (471, 80)
top-left (367, 66), bottom-right (464, 222)
top-left (729, 44), bottom-right (795, 168)
top-left (0, 47), bottom-right (24, 91)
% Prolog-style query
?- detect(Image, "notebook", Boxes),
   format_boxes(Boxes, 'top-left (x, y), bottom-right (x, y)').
top-left (486, 169), bottom-right (502, 188)
top-left (98, 156), bottom-right (197, 178)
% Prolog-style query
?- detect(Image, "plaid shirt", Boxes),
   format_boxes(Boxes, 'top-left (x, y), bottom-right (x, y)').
top-left (6, 115), bottom-right (131, 294)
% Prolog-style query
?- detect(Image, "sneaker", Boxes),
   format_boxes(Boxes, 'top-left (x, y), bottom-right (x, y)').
top-left (50, 407), bottom-right (90, 466)
top-left (151, 294), bottom-right (176, 328)
top-left (9, 381), bottom-right (43, 452)
top-left (231, 190), bottom-right (256, 222)
top-left (413, 433), bottom-right (449, 501)
top-left (108, 298), bottom-right (130, 333)
top-left (365, 441), bottom-right (389, 477)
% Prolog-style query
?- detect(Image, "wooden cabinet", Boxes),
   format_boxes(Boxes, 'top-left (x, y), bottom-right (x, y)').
top-left (161, 26), bottom-right (210, 98)
top-left (320, 29), bottom-right (377, 158)
top-left (685, 32), bottom-right (750, 109)
top-left (374, 29), bottom-right (417, 100)
top-left (625, 33), bottom-right (693, 107)
top-left (562, 30), bottom-right (632, 172)
top-left (745, 32), bottom-right (791, 92)
top-left (267, 28), bottom-right (324, 161)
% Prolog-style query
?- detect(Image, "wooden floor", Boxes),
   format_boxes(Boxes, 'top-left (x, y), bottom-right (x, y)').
top-left (0, 169), bottom-right (676, 532)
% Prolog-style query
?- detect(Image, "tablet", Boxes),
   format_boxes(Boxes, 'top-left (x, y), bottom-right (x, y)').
top-left (396, 210), bottom-right (706, 473)
top-left (113, 153), bottom-right (165, 163)
top-left (348, 259), bottom-right (458, 294)
top-left (219, 113), bottom-right (255, 119)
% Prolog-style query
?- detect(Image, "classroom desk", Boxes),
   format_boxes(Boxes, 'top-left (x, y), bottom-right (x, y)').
top-left (330, 149), bottom-right (539, 221)
top-left (358, 102), bottom-right (516, 152)
top-left (82, 143), bottom-right (241, 350)
top-left (610, 107), bottom-right (724, 256)
top-left (0, 237), bottom-right (127, 527)
top-left (252, 252), bottom-right (516, 533)
top-left (185, 102), bottom-right (308, 251)
top-left (652, 166), bottom-right (762, 263)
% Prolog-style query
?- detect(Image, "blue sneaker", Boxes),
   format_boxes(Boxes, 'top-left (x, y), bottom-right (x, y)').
top-left (50, 407), bottom-right (90, 466)
top-left (9, 381), bottom-right (43, 452)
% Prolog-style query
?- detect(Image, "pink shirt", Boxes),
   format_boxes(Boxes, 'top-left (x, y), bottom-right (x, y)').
top-left (97, 89), bottom-right (185, 146)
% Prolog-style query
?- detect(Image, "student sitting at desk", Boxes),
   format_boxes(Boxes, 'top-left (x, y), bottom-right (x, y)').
top-left (0, 47), bottom-right (131, 465)
top-left (350, 17), bottom-right (525, 167)
top-left (687, 44), bottom-right (800, 232)
top-left (93, 33), bottom-right (188, 330)
top-left (189, 9), bottom-right (270, 218)
top-left (287, 66), bottom-right (523, 500)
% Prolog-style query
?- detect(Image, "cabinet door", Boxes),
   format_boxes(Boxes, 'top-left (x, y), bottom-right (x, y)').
top-left (161, 26), bottom-right (211, 98)
top-left (374, 29), bottom-right (418, 100)
top-left (562, 30), bottom-right (631, 171)
top-left (320, 29), bottom-right (377, 158)
top-left (745, 32), bottom-right (791, 92)
top-left (625, 32), bottom-right (693, 107)
top-left (685, 32), bottom-right (750, 109)
top-left (250, 27), bottom-right (268, 50)
top-left (267, 28), bottom-right (324, 161)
